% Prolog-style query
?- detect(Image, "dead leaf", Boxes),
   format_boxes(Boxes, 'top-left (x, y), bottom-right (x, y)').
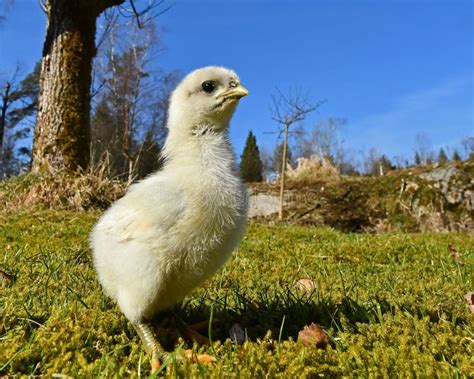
top-left (229, 323), bottom-right (245, 345)
top-left (0, 270), bottom-right (13, 287)
top-left (464, 292), bottom-right (474, 314)
top-left (298, 323), bottom-right (328, 349)
top-left (295, 278), bottom-right (316, 292)
top-left (448, 244), bottom-right (464, 264)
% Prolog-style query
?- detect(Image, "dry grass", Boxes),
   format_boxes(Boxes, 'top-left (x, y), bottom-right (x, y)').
top-left (0, 163), bottom-right (126, 212)
top-left (286, 155), bottom-right (341, 184)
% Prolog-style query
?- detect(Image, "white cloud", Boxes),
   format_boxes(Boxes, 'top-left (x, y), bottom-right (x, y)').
top-left (348, 73), bottom-right (473, 158)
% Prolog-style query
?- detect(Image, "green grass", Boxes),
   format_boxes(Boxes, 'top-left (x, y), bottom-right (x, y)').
top-left (1, 210), bottom-right (473, 377)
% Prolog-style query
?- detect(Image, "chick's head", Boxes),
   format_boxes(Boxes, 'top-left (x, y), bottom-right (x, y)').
top-left (168, 66), bottom-right (249, 132)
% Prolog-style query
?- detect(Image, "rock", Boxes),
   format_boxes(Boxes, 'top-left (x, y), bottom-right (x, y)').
top-left (248, 193), bottom-right (280, 217)
top-left (419, 166), bottom-right (457, 183)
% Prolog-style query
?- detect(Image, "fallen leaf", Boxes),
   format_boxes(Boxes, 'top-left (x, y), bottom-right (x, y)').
top-left (298, 323), bottom-right (328, 349)
top-left (448, 244), bottom-right (464, 264)
top-left (464, 292), bottom-right (474, 314)
top-left (229, 323), bottom-right (245, 345)
top-left (0, 270), bottom-right (14, 287)
top-left (295, 278), bottom-right (316, 292)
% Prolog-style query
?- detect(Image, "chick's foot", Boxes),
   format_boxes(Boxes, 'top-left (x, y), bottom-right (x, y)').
top-left (183, 349), bottom-right (216, 364)
top-left (176, 317), bottom-right (220, 345)
top-left (180, 325), bottom-right (210, 345)
top-left (133, 323), bottom-right (166, 373)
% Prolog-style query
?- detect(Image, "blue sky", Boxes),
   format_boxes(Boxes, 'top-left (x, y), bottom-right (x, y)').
top-left (1, 0), bottom-right (473, 165)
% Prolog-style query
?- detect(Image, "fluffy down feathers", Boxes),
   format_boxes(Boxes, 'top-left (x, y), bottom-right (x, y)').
top-left (91, 66), bottom-right (249, 324)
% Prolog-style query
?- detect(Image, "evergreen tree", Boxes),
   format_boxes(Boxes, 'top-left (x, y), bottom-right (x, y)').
top-left (134, 130), bottom-right (163, 179)
top-left (240, 130), bottom-right (263, 182)
top-left (414, 152), bottom-right (422, 166)
top-left (437, 148), bottom-right (448, 164)
top-left (273, 142), bottom-right (292, 174)
top-left (452, 149), bottom-right (462, 161)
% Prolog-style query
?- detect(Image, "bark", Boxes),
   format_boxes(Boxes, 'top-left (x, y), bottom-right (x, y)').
top-left (0, 82), bottom-right (11, 151)
top-left (32, 0), bottom-right (124, 174)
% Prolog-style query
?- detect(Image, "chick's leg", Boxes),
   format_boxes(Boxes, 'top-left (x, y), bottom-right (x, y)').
top-left (133, 323), bottom-right (166, 372)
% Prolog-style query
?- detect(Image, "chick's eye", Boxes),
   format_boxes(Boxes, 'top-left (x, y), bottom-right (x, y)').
top-left (201, 81), bottom-right (216, 93)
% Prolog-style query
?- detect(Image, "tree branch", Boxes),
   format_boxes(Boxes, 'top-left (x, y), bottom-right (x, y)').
top-left (37, 0), bottom-right (47, 14)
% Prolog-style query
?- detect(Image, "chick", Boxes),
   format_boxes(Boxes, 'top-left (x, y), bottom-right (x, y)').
top-left (90, 66), bottom-right (249, 370)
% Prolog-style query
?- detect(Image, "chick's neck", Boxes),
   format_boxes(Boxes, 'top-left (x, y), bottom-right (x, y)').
top-left (162, 122), bottom-right (237, 174)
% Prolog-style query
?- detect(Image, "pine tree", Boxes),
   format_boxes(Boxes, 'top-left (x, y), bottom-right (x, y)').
top-left (438, 148), bottom-right (448, 164)
top-left (240, 130), bottom-right (263, 182)
top-left (452, 149), bottom-right (462, 161)
top-left (134, 130), bottom-right (163, 179)
top-left (414, 152), bottom-right (421, 166)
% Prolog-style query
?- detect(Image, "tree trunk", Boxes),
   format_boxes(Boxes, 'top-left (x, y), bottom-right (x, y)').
top-left (0, 82), bottom-right (11, 152)
top-left (278, 123), bottom-right (289, 221)
top-left (32, 0), bottom-right (124, 174)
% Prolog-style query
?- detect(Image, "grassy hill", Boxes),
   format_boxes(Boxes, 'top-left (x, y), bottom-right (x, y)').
top-left (1, 210), bottom-right (473, 377)
top-left (251, 160), bottom-right (474, 233)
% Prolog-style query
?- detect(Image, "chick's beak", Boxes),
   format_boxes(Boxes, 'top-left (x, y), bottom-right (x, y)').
top-left (221, 84), bottom-right (250, 101)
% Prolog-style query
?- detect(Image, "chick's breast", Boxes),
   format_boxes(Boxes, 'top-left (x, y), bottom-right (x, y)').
top-left (91, 173), bottom-right (247, 323)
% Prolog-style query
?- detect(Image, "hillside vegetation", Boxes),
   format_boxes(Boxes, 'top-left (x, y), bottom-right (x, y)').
top-left (251, 160), bottom-right (474, 233)
top-left (1, 210), bottom-right (473, 377)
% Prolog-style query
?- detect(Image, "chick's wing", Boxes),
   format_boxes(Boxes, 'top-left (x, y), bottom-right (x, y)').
top-left (95, 179), bottom-right (185, 243)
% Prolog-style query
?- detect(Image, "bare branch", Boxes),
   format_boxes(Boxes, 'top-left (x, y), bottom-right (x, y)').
top-left (268, 85), bottom-right (325, 221)
top-left (129, 0), bottom-right (143, 29)
top-left (37, 0), bottom-right (47, 14)
top-left (118, 0), bottom-right (175, 28)
top-left (96, 8), bottom-right (119, 50)
top-left (270, 85), bottom-right (325, 128)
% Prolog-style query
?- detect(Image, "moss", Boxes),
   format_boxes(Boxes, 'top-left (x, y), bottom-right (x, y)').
top-left (1, 211), bottom-right (473, 376)
top-left (387, 213), bottom-right (418, 232)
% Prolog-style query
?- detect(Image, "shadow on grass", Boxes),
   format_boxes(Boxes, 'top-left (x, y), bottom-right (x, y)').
top-left (148, 287), bottom-right (470, 351)
top-left (147, 288), bottom-right (401, 349)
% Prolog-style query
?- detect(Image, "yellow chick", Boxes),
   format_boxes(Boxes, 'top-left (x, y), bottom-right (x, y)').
top-left (90, 66), bottom-right (249, 370)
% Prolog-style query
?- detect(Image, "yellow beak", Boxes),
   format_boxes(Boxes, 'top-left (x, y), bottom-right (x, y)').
top-left (221, 84), bottom-right (250, 100)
